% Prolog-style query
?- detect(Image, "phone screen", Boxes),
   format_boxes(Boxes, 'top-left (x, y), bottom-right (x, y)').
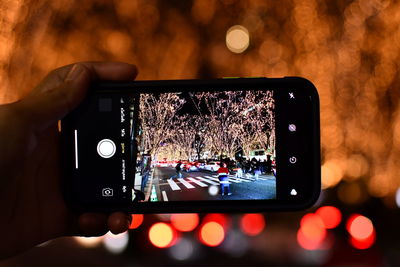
top-left (62, 78), bottom-right (320, 212)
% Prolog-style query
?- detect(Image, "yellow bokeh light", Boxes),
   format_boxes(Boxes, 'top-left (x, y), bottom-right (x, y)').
top-left (226, 25), bottom-right (250, 54)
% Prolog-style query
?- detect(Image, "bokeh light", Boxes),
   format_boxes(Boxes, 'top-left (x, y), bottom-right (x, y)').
top-left (346, 214), bottom-right (374, 241)
top-left (129, 214), bottom-right (144, 229)
top-left (171, 213), bottom-right (199, 232)
top-left (239, 213), bottom-right (266, 236)
top-left (149, 222), bottom-right (176, 248)
top-left (202, 213), bottom-right (229, 230)
top-left (73, 236), bottom-right (103, 248)
top-left (168, 237), bottom-right (195, 261)
top-left (298, 213), bottom-right (327, 250)
top-left (349, 230), bottom-right (376, 250)
top-left (199, 221), bottom-right (225, 247)
top-left (316, 206), bottom-right (342, 229)
top-left (226, 25), bottom-right (250, 54)
top-left (103, 231), bottom-right (129, 254)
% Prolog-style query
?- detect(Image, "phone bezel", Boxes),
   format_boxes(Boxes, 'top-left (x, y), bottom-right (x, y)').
top-left (61, 77), bottom-right (320, 213)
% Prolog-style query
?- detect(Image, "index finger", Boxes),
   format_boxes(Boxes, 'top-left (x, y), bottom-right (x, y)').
top-left (33, 61), bottom-right (138, 95)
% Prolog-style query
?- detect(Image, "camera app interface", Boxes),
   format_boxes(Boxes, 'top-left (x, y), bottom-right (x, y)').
top-left (71, 89), bottom-right (276, 204)
top-left (132, 90), bottom-right (276, 202)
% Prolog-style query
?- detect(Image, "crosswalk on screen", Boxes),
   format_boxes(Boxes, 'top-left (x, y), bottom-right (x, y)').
top-left (132, 90), bottom-right (276, 202)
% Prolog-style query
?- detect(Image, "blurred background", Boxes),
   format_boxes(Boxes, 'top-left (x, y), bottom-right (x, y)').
top-left (1, 0), bottom-right (400, 266)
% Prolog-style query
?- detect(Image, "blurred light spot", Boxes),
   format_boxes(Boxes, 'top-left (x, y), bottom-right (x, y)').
top-left (171, 213), bottom-right (199, 232)
top-left (316, 206), bottom-right (342, 229)
top-left (338, 182), bottom-right (364, 205)
top-left (299, 213), bottom-right (326, 245)
top-left (168, 237), bottom-right (194, 261)
top-left (199, 222), bottom-right (225, 247)
top-left (103, 231), bottom-right (129, 254)
top-left (203, 213), bottom-right (229, 229)
top-left (396, 188), bottom-right (400, 208)
top-left (129, 214), bottom-right (144, 229)
top-left (149, 222), bottom-right (175, 248)
top-left (344, 154), bottom-right (369, 181)
top-left (208, 185), bottom-right (219, 196)
top-left (368, 174), bottom-right (391, 198)
top-left (321, 160), bottom-right (344, 189)
top-left (104, 31), bottom-right (132, 56)
top-left (73, 236), bottom-right (103, 248)
top-left (297, 228), bottom-right (324, 251)
top-left (220, 230), bottom-right (248, 257)
top-left (239, 213), bottom-right (266, 236)
top-left (349, 229), bottom-right (376, 250)
top-left (191, 0), bottom-right (216, 25)
top-left (226, 25), bottom-right (250, 53)
top-left (346, 214), bottom-right (374, 241)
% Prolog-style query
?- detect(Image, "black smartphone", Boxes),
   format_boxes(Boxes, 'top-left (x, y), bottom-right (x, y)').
top-left (61, 77), bottom-right (320, 213)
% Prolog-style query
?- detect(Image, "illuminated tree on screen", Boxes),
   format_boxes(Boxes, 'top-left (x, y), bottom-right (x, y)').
top-left (168, 115), bottom-right (197, 161)
top-left (190, 90), bottom-right (274, 159)
top-left (139, 93), bottom-right (185, 158)
top-left (235, 90), bottom-right (275, 158)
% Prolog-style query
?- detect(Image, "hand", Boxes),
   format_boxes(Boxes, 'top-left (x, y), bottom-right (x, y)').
top-left (0, 62), bottom-right (138, 259)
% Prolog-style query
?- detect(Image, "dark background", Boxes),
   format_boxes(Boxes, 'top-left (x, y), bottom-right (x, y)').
top-left (1, 0), bottom-right (400, 266)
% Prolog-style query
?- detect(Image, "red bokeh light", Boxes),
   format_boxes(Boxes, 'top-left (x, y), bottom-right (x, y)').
top-left (346, 214), bottom-right (374, 240)
top-left (240, 213), bottom-right (266, 236)
top-left (202, 213), bottom-right (229, 230)
top-left (297, 228), bottom-right (325, 250)
top-left (129, 214), bottom-right (144, 230)
top-left (199, 221), bottom-right (225, 247)
top-left (148, 222), bottom-right (176, 248)
top-left (171, 213), bottom-right (199, 232)
top-left (300, 213), bottom-right (326, 242)
top-left (316, 206), bottom-right (342, 229)
top-left (349, 229), bottom-right (376, 250)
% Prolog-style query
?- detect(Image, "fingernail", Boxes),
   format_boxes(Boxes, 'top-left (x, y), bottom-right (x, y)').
top-left (65, 64), bottom-right (85, 82)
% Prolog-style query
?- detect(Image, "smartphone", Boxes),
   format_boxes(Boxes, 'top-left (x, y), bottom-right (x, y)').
top-left (61, 77), bottom-right (320, 213)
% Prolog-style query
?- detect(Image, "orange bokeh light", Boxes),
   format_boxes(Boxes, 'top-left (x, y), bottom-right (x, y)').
top-left (300, 213), bottom-right (326, 242)
top-left (316, 206), bottom-right (342, 229)
top-left (202, 213), bottom-right (229, 229)
top-left (199, 221), bottom-right (225, 247)
top-left (148, 222), bottom-right (176, 248)
top-left (346, 214), bottom-right (374, 240)
top-left (129, 214), bottom-right (144, 230)
top-left (240, 213), bottom-right (266, 236)
top-left (171, 213), bottom-right (199, 232)
top-left (297, 228), bottom-right (325, 250)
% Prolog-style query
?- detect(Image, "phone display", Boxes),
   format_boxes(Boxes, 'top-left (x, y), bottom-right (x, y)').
top-left (61, 77), bottom-right (320, 212)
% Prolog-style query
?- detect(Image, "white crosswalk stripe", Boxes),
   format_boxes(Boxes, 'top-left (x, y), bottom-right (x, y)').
top-left (204, 175), bottom-right (221, 182)
top-left (162, 191), bottom-right (168, 201)
top-left (167, 179), bottom-right (181, 191)
top-left (195, 176), bottom-right (219, 185)
top-left (164, 174), bottom-right (274, 191)
top-left (188, 177), bottom-right (208, 187)
top-left (178, 178), bottom-right (195, 189)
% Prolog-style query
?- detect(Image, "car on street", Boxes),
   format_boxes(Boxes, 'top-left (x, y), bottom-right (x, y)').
top-left (156, 160), bottom-right (169, 167)
top-left (203, 161), bottom-right (220, 172)
top-left (182, 161), bottom-right (200, 172)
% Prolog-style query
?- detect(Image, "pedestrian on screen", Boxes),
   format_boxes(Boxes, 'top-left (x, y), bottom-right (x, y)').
top-left (140, 154), bottom-right (152, 192)
top-left (217, 162), bottom-right (232, 196)
top-left (266, 155), bottom-right (272, 174)
top-left (170, 161), bottom-right (182, 179)
top-left (251, 158), bottom-right (260, 180)
top-left (235, 160), bottom-right (243, 179)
